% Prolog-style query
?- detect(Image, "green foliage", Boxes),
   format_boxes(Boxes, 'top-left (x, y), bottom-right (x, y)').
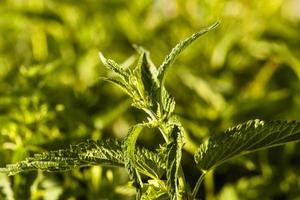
top-left (0, 139), bottom-right (165, 178)
top-left (165, 124), bottom-right (183, 199)
top-left (157, 22), bottom-right (219, 83)
top-left (195, 120), bottom-right (300, 171)
top-left (1, 1), bottom-right (300, 199)
top-left (1, 22), bottom-right (218, 199)
top-left (2, 19), bottom-right (300, 199)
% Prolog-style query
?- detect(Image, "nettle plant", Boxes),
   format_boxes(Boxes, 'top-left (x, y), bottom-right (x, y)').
top-left (1, 22), bottom-right (300, 200)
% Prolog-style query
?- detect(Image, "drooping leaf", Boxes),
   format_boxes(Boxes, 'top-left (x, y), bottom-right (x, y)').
top-left (157, 22), bottom-right (219, 83)
top-left (195, 120), bottom-right (300, 172)
top-left (0, 139), bottom-right (165, 179)
top-left (165, 124), bottom-right (184, 199)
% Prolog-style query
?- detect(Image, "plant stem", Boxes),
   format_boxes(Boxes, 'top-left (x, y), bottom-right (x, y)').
top-left (204, 170), bottom-right (214, 200)
top-left (191, 171), bottom-right (206, 199)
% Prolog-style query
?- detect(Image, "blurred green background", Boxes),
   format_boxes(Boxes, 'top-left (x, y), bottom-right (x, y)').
top-left (0, 0), bottom-right (300, 199)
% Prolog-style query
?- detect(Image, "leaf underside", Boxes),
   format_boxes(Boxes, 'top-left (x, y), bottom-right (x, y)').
top-left (0, 139), bottom-right (165, 178)
top-left (195, 119), bottom-right (300, 171)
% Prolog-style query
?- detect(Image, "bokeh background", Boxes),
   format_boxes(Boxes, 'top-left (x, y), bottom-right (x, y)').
top-left (0, 0), bottom-right (300, 199)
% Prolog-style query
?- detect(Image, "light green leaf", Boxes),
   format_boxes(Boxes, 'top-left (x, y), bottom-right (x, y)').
top-left (141, 180), bottom-right (170, 200)
top-left (0, 139), bottom-right (165, 179)
top-left (157, 22), bottom-right (219, 83)
top-left (99, 52), bottom-right (129, 80)
top-left (124, 124), bottom-right (145, 192)
top-left (159, 87), bottom-right (176, 119)
top-left (0, 139), bottom-right (124, 176)
top-left (195, 119), bottom-right (300, 172)
top-left (101, 77), bottom-right (131, 95)
top-left (133, 45), bottom-right (159, 87)
top-left (135, 51), bottom-right (158, 95)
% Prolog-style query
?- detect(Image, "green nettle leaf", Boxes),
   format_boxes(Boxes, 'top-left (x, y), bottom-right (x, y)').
top-left (132, 44), bottom-right (159, 84)
top-left (134, 49), bottom-right (159, 94)
top-left (195, 119), bottom-right (300, 172)
top-left (0, 139), bottom-right (164, 178)
top-left (124, 124), bottom-right (145, 192)
top-left (101, 77), bottom-right (131, 94)
top-left (1, 22), bottom-right (221, 200)
top-left (166, 124), bottom-right (184, 199)
top-left (160, 86), bottom-right (176, 118)
top-left (157, 22), bottom-right (219, 83)
top-left (99, 52), bottom-right (129, 77)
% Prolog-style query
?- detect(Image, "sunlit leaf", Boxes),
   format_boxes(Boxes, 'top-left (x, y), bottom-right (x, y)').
top-left (195, 120), bottom-right (300, 171)
top-left (158, 22), bottom-right (219, 83)
top-left (166, 124), bottom-right (184, 199)
top-left (0, 139), bottom-right (165, 179)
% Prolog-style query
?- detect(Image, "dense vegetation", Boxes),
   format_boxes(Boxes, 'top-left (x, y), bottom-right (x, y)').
top-left (0, 0), bottom-right (300, 199)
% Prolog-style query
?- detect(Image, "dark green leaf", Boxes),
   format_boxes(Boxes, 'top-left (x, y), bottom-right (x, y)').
top-left (124, 124), bottom-right (145, 190)
top-left (195, 120), bottom-right (300, 171)
top-left (166, 124), bottom-right (184, 199)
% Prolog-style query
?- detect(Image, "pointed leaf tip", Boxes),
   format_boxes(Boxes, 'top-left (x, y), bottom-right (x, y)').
top-left (158, 21), bottom-right (220, 83)
top-left (208, 21), bottom-right (220, 30)
top-left (99, 52), bottom-right (107, 65)
top-left (194, 119), bottom-right (300, 171)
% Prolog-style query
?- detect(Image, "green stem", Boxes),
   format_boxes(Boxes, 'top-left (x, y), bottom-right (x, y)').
top-left (158, 126), bottom-right (169, 142)
top-left (191, 171), bottom-right (206, 199)
top-left (204, 170), bottom-right (214, 200)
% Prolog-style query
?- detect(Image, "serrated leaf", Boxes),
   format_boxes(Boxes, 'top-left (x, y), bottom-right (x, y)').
top-left (159, 87), bottom-right (176, 118)
top-left (0, 139), bottom-right (165, 179)
top-left (158, 22), bottom-right (219, 83)
top-left (166, 124), bottom-right (184, 199)
top-left (99, 52), bottom-right (129, 80)
top-left (195, 119), bottom-right (300, 172)
top-left (135, 51), bottom-right (158, 95)
top-left (133, 45), bottom-right (159, 87)
top-left (0, 139), bottom-right (124, 176)
top-left (101, 77), bottom-right (131, 95)
top-left (124, 124), bottom-right (145, 191)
